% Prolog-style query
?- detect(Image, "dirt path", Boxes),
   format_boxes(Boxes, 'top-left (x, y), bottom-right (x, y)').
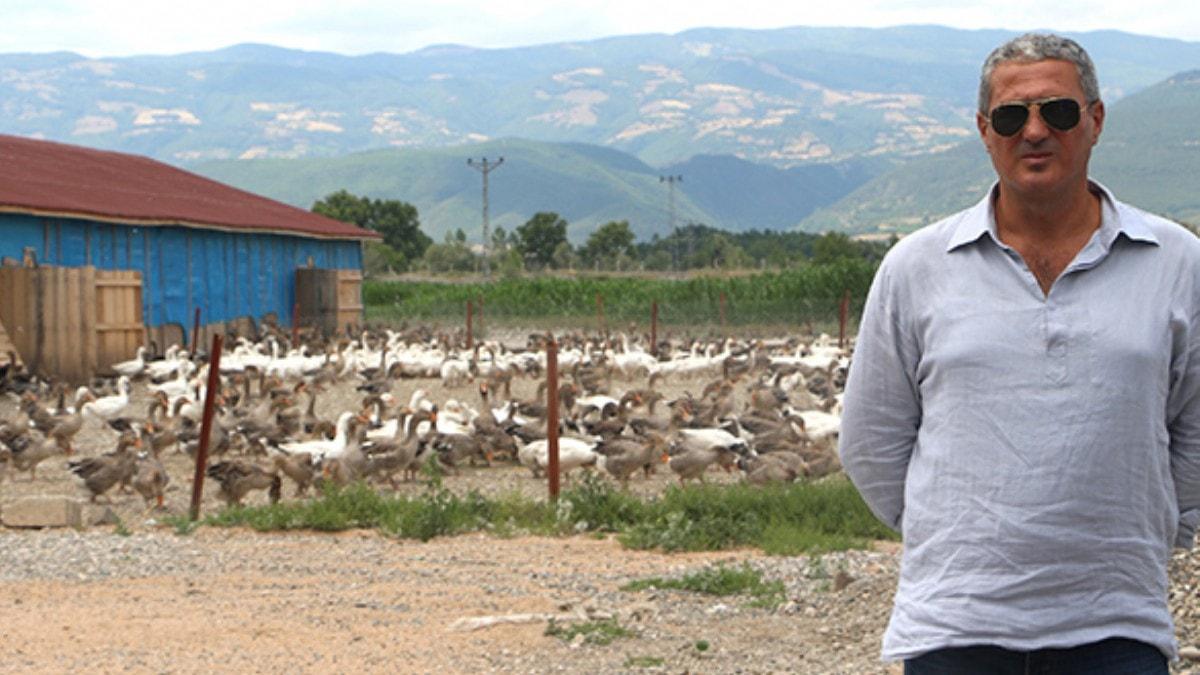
top-left (0, 528), bottom-right (905, 674)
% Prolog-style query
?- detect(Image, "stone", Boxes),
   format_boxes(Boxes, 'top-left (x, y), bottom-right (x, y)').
top-left (1, 497), bottom-right (83, 528)
top-left (84, 505), bottom-right (120, 526)
top-left (1180, 646), bottom-right (1200, 661)
top-left (833, 570), bottom-right (855, 592)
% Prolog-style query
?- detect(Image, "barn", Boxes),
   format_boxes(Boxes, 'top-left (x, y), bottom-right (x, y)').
top-left (0, 133), bottom-right (380, 381)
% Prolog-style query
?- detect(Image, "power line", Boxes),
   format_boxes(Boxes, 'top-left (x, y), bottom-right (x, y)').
top-left (468, 156), bottom-right (504, 278)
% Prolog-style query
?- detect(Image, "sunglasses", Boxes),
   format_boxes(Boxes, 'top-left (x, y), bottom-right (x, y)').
top-left (987, 97), bottom-right (1088, 137)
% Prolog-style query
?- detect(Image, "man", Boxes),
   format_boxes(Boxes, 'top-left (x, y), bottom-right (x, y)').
top-left (839, 33), bottom-right (1200, 673)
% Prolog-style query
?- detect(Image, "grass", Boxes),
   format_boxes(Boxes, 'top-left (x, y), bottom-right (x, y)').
top-left (173, 475), bottom-right (896, 555)
top-left (623, 655), bottom-right (665, 668)
top-left (544, 617), bottom-right (636, 646)
top-left (621, 562), bottom-right (787, 609)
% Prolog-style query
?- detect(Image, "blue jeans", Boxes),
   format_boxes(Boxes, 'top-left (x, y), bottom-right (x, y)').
top-left (904, 637), bottom-right (1168, 675)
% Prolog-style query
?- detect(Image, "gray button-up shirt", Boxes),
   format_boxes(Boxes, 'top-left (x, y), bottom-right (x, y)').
top-left (839, 182), bottom-right (1200, 661)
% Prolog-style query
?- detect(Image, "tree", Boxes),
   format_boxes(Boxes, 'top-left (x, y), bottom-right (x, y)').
top-left (516, 212), bottom-right (569, 269)
top-left (421, 242), bottom-right (476, 273)
top-left (312, 190), bottom-right (432, 265)
top-left (811, 232), bottom-right (861, 265)
top-left (362, 241), bottom-right (407, 277)
top-left (580, 220), bottom-right (636, 270)
top-left (491, 226), bottom-right (509, 252)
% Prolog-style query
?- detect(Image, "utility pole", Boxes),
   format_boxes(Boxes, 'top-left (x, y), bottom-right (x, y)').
top-left (468, 156), bottom-right (504, 278)
top-left (660, 174), bottom-right (682, 270)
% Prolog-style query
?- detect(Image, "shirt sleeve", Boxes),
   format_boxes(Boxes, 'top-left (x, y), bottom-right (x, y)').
top-left (1166, 308), bottom-right (1200, 550)
top-left (838, 258), bottom-right (922, 532)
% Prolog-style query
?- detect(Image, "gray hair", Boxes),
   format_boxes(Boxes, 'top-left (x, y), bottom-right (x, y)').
top-left (978, 33), bottom-right (1100, 113)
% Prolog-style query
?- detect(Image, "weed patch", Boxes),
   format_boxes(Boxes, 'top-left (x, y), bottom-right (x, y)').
top-left (544, 617), bottom-right (636, 646)
top-left (622, 562), bottom-right (786, 609)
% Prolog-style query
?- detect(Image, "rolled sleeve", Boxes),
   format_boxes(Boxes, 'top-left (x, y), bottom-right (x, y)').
top-left (838, 259), bottom-right (922, 532)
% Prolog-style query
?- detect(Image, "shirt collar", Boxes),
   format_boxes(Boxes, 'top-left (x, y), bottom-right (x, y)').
top-left (944, 179), bottom-right (1159, 253)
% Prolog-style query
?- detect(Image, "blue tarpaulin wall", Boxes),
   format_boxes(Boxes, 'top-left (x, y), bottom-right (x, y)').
top-left (0, 213), bottom-right (362, 332)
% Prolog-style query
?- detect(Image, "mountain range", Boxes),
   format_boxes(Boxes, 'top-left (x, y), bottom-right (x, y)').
top-left (5, 26), bottom-right (1200, 238)
top-left (802, 69), bottom-right (1200, 233)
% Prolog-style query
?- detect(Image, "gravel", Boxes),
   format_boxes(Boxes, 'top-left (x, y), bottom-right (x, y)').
top-left (1, 338), bottom-right (1198, 673)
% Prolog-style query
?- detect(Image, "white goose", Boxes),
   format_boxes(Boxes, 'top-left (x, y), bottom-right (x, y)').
top-left (518, 437), bottom-right (599, 478)
top-left (81, 376), bottom-right (132, 422)
top-left (277, 411), bottom-right (359, 462)
top-left (111, 346), bottom-right (147, 378)
top-left (146, 345), bottom-right (189, 380)
top-left (149, 360), bottom-right (197, 399)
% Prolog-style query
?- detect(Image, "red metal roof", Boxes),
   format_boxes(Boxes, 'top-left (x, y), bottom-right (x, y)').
top-left (0, 134), bottom-right (380, 241)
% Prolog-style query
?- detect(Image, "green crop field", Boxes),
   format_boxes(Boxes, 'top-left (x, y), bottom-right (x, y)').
top-left (363, 260), bottom-right (876, 331)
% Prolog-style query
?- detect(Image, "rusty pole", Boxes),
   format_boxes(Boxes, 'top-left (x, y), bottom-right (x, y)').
top-left (477, 295), bottom-right (484, 338)
top-left (291, 301), bottom-right (300, 345)
top-left (839, 289), bottom-right (850, 350)
top-left (546, 336), bottom-right (560, 501)
top-left (190, 307), bottom-right (201, 355)
top-left (650, 301), bottom-right (658, 357)
top-left (466, 299), bottom-right (474, 350)
top-left (189, 333), bottom-right (224, 521)
top-left (593, 293), bottom-right (601, 334)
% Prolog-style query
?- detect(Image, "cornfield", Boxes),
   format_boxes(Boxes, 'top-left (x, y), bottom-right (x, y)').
top-left (363, 259), bottom-right (875, 331)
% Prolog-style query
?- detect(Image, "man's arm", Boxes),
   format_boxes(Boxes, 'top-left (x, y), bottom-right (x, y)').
top-left (1167, 309), bottom-right (1200, 550)
top-left (838, 261), bottom-right (922, 532)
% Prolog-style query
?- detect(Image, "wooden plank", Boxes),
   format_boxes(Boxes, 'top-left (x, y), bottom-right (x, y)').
top-left (81, 266), bottom-right (98, 381)
top-left (54, 267), bottom-right (71, 381)
top-left (92, 269), bottom-right (144, 376)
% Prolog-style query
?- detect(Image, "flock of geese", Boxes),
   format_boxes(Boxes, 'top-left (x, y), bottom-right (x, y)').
top-left (0, 325), bottom-right (849, 513)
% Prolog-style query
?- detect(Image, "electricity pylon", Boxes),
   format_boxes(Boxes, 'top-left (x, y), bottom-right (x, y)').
top-left (468, 156), bottom-right (504, 278)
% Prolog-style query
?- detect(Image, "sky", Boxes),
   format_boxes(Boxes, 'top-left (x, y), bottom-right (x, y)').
top-left (4, 0), bottom-right (1199, 57)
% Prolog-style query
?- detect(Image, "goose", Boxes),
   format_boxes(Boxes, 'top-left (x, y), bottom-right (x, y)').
top-left (738, 453), bottom-right (804, 485)
top-left (146, 345), bottom-right (189, 381)
top-left (149, 360), bottom-right (197, 399)
top-left (11, 433), bottom-right (68, 481)
top-left (518, 437), bottom-right (598, 479)
top-left (276, 411), bottom-right (359, 462)
top-left (131, 445), bottom-right (170, 510)
top-left (111, 346), bottom-right (148, 379)
top-left (362, 409), bottom-right (435, 486)
top-left (271, 451), bottom-right (316, 496)
top-left (81, 376), bottom-right (132, 422)
top-left (206, 460), bottom-right (282, 506)
top-left (664, 444), bottom-right (738, 486)
top-left (67, 431), bottom-right (140, 502)
top-left (596, 434), bottom-right (665, 487)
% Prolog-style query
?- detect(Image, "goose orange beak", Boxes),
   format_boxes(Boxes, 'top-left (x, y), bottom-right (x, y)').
top-left (660, 452), bottom-right (670, 464)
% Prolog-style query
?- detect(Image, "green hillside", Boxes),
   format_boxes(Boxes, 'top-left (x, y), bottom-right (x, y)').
top-left (193, 139), bottom-right (877, 242)
top-left (798, 69), bottom-right (1200, 233)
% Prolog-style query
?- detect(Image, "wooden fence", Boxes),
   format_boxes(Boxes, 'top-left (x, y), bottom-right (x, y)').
top-left (0, 266), bottom-right (144, 382)
top-left (295, 268), bottom-right (363, 337)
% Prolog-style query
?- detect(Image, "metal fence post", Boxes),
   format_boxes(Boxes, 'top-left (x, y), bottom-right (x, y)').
top-left (839, 289), bottom-right (850, 350)
top-left (546, 335), bottom-right (560, 501)
top-left (466, 299), bottom-right (474, 350)
top-left (189, 333), bottom-right (223, 521)
top-left (650, 301), bottom-right (658, 357)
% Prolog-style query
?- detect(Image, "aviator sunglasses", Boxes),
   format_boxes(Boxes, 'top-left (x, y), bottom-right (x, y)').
top-left (987, 97), bottom-right (1089, 137)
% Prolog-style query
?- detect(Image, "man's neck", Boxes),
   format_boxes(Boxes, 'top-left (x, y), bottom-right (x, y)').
top-left (993, 181), bottom-right (1101, 246)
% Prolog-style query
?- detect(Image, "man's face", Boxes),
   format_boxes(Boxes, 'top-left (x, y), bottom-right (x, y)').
top-left (976, 58), bottom-right (1105, 201)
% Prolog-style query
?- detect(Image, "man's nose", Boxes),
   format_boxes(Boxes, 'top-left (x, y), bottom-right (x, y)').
top-left (1021, 107), bottom-right (1051, 142)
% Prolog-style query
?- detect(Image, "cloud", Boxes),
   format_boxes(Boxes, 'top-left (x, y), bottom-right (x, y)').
top-left (0, 0), bottom-right (1197, 57)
